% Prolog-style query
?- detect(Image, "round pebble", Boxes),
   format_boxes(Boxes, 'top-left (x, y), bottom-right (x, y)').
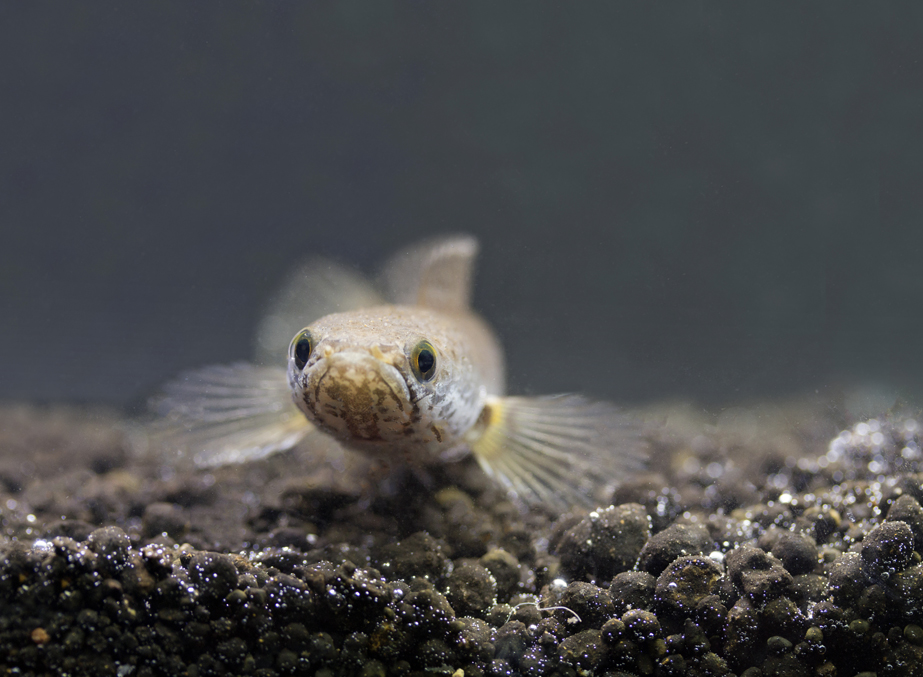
top-left (725, 545), bottom-right (793, 604)
top-left (556, 503), bottom-right (651, 581)
top-left (445, 562), bottom-right (497, 618)
top-left (860, 520), bottom-right (914, 578)
top-left (654, 555), bottom-right (724, 619)
top-left (556, 581), bottom-right (616, 629)
top-left (638, 522), bottom-right (713, 576)
top-left (769, 531), bottom-right (818, 576)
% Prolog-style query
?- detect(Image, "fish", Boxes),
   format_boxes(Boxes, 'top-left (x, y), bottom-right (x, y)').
top-left (150, 235), bottom-right (646, 510)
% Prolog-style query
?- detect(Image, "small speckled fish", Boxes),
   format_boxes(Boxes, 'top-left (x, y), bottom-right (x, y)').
top-left (152, 236), bottom-right (645, 509)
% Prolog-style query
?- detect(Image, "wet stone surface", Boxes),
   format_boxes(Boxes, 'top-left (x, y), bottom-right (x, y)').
top-left (4, 402), bottom-right (923, 675)
top-left (555, 503), bottom-right (651, 582)
top-left (638, 522), bottom-right (713, 576)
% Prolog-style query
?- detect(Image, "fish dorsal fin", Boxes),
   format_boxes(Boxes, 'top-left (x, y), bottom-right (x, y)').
top-left (254, 258), bottom-right (384, 366)
top-left (381, 235), bottom-right (479, 312)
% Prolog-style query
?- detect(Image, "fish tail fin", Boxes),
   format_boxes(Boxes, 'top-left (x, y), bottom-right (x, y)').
top-left (143, 362), bottom-right (313, 467)
top-left (466, 395), bottom-right (647, 511)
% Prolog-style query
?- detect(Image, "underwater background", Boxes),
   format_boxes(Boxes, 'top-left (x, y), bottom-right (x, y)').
top-left (3, 4), bottom-right (922, 413)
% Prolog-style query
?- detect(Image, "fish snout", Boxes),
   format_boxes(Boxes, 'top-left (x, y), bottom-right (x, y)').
top-left (300, 351), bottom-right (413, 442)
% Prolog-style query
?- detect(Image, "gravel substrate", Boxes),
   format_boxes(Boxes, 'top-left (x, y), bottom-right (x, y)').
top-left (2, 398), bottom-right (923, 676)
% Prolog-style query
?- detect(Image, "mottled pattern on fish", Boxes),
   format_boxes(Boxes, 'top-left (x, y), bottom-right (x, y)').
top-left (150, 235), bottom-right (646, 510)
top-left (289, 304), bottom-right (501, 463)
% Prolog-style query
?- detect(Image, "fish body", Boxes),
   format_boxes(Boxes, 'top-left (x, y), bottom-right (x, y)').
top-left (153, 235), bottom-right (645, 509)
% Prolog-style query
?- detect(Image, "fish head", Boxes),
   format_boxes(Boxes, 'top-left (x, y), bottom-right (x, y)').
top-left (286, 306), bottom-right (487, 459)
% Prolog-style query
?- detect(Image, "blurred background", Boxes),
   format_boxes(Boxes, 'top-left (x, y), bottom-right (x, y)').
top-left (1, 4), bottom-right (921, 413)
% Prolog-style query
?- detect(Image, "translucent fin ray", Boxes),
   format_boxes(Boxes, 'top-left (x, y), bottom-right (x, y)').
top-left (466, 395), bottom-right (647, 511)
top-left (147, 363), bottom-right (312, 467)
top-left (380, 234), bottom-right (478, 312)
top-left (254, 259), bottom-right (384, 366)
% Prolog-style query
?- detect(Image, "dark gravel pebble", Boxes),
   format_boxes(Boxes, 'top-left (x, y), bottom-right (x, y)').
top-left (860, 520), bottom-right (915, 579)
top-left (638, 522), bottom-right (713, 575)
top-left (372, 531), bottom-right (451, 584)
top-left (479, 548), bottom-right (522, 601)
top-left (769, 531), bottom-right (819, 576)
top-left (554, 581), bottom-right (616, 629)
top-left (555, 503), bottom-right (651, 581)
top-left (454, 616), bottom-right (495, 664)
top-left (188, 551), bottom-right (240, 605)
top-left (828, 551), bottom-right (866, 607)
top-left (557, 628), bottom-right (606, 671)
top-left (799, 505), bottom-right (843, 544)
top-left (444, 562), bottom-right (497, 618)
top-left (654, 555), bottom-right (724, 621)
top-left (790, 573), bottom-right (827, 609)
top-left (886, 494), bottom-right (923, 552)
top-left (85, 525), bottom-right (133, 576)
top-left (726, 545), bottom-right (794, 605)
top-left (610, 570), bottom-right (656, 614)
top-left (621, 608), bottom-right (662, 643)
top-left (493, 620), bottom-right (528, 665)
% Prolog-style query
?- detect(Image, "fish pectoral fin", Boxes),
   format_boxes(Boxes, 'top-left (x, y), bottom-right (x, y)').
top-left (380, 234), bottom-right (478, 312)
top-left (144, 362), bottom-right (313, 467)
top-left (253, 257), bottom-right (384, 366)
top-left (465, 395), bottom-right (647, 511)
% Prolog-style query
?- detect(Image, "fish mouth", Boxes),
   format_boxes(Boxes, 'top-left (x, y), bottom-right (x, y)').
top-left (301, 351), bottom-right (412, 441)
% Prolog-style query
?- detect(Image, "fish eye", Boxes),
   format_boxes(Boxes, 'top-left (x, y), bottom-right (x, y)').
top-left (410, 340), bottom-right (437, 382)
top-left (290, 329), bottom-right (314, 370)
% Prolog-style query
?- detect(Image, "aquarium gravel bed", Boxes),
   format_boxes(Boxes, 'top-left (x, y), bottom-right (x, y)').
top-left (2, 400), bottom-right (923, 677)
